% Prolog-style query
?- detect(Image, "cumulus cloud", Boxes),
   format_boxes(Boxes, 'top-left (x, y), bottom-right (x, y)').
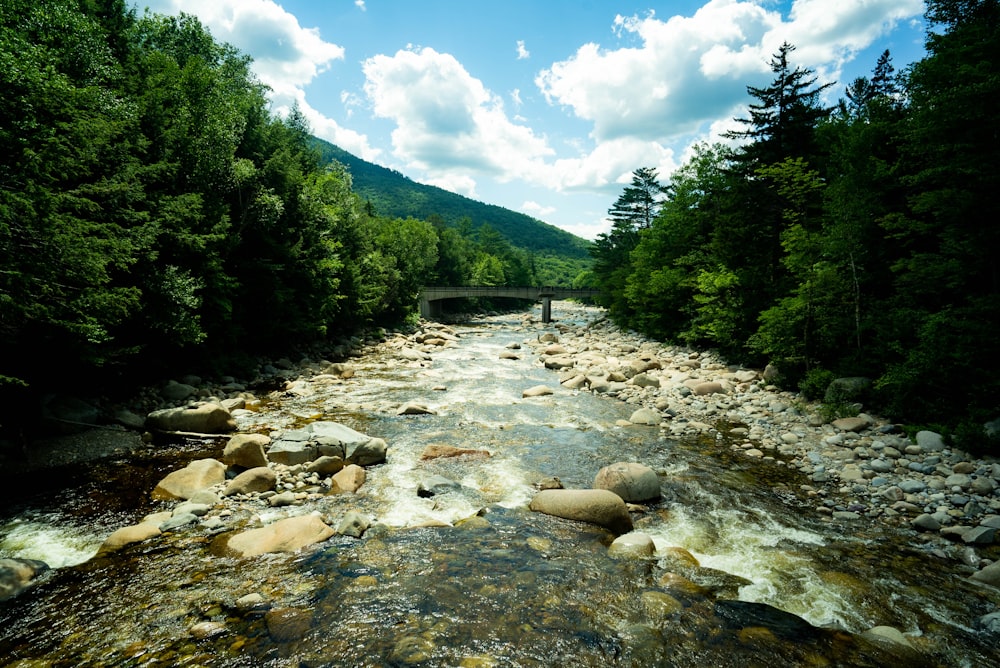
top-left (355, 0), bottom-right (366, 11)
top-left (536, 0), bottom-right (923, 144)
top-left (362, 46), bottom-right (554, 179)
top-left (516, 40), bottom-right (530, 60)
top-left (522, 201), bottom-right (556, 217)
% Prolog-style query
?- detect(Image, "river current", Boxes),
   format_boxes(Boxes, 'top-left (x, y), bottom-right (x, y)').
top-left (1, 304), bottom-right (998, 666)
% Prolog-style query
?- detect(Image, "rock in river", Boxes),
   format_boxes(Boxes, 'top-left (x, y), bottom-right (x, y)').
top-left (222, 514), bottom-right (335, 558)
top-left (151, 458), bottom-right (226, 501)
top-left (529, 488), bottom-right (634, 535)
top-left (594, 462), bottom-right (661, 502)
top-left (146, 402), bottom-right (236, 433)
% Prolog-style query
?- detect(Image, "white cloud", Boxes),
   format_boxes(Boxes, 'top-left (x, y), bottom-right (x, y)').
top-left (536, 0), bottom-right (924, 144)
top-left (362, 46), bottom-right (554, 179)
top-left (516, 40), bottom-right (530, 60)
top-left (421, 174), bottom-right (478, 198)
top-left (522, 201), bottom-right (556, 217)
top-left (355, 0), bottom-right (366, 11)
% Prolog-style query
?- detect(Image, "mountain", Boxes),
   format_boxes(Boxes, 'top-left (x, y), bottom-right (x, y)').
top-left (313, 138), bottom-right (592, 260)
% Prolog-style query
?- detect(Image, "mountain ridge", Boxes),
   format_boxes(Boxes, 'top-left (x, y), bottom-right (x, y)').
top-left (312, 137), bottom-right (592, 261)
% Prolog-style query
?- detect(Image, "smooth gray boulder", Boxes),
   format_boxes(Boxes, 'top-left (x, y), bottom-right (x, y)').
top-left (594, 462), bottom-right (661, 502)
top-left (529, 488), bottom-right (633, 535)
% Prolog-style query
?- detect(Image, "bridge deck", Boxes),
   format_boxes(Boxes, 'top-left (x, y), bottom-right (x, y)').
top-left (418, 286), bottom-right (600, 322)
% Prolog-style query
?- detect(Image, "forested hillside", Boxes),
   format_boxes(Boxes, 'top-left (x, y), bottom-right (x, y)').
top-left (591, 0), bottom-right (999, 447)
top-left (315, 139), bottom-right (592, 260)
top-left (0, 0), bottom-right (588, 404)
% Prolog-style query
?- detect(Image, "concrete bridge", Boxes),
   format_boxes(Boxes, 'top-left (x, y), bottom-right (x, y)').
top-left (419, 286), bottom-right (601, 323)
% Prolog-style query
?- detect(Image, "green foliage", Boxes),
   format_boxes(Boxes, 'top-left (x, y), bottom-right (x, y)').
top-left (313, 138), bottom-right (591, 260)
top-left (798, 368), bottom-right (836, 402)
top-left (589, 11), bottom-right (1000, 445)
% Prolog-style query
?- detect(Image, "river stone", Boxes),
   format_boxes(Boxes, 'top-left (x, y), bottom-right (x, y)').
top-left (223, 514), bottom-right (334, 558)
top-left (266, 441), bottom-right (317, 466)
top-left (421, 444), bottom-right (491, 460)
top-left (397, 402), bottom-right (436, 415)
top-left (978, 612), bottom-right (1000, 633)
top-left (223, 467), bottom-right (277, 496)
top-left (916, 430), bottom-right (946, 452)
top-left (306, 455), bottom-right (345, 475)
top-left (629, 408), bottom-right (661, 426)
top-left (594, 462), bottom-right (660, 502)
top-left (832, 417), bottom-right (870, 432)
top-left (529, 488), bottom-right (633, 535)
top-left (693, 381), bottom-right (725, 396)
top-left (345, 437), bottom-right (387, 466)
top-left (145, 402), bottom-right (236, 433)
top-left (862, 625), bottom-right (913, 649)
top-left (972, 477), bottom-right (998, 495)
top-left (963, 526), bottom-right (996, 545)
top-left (522, 385), bottom-right (555, 397)
top-left (641, 590), bottom-right (684, 621)
top-left (0, 558), bottom-right (49, 601)
top-left (911, 514), bottom-right (941, 532)
top-left (268, 491), bottom-right (298, 507)
top-left (609, 532), bottom-right (656, 559)
top-left (160, 512), bottom-right (199, 532)
top-left (152, 458), bottom-right (226, 500)
top-left (189, 621), bottom-right (226, 639)
top-left (96, 521), bottom-right (162, 556)
top-left (543, 356), bottom-right (576, 371)
top-left (161, 381), bottom-right (197, 402)
top-left (223, 434), bottom-right (270, 469)
top-left (898, 479), bottom-right (927, 494)
top-left (631, 373), bottom-right (660, 388)
top-left (331, 464), bottom-right (366, 493)
top-left (337, 511), bottom-right (371, 538)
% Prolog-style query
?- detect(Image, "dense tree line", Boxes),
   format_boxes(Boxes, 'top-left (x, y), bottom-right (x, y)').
top-left (0, 0), bottom-right (562, 404)
top-left (592, 0), bottom-right (999, 447)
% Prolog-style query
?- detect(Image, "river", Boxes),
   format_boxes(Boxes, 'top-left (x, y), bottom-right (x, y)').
top-left (1, 304), bottom-right (998, 667)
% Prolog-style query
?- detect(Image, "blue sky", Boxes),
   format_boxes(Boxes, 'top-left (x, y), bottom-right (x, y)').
top-left (135, 0), bottom-right (927, 240)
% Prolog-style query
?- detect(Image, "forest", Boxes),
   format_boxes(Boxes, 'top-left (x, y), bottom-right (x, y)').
top-left (2, 0), bottom-right (997, 450)
top-left (0, 0), bottom-right (574, 402)
top-left (589, 0), bottom-right (999, 449)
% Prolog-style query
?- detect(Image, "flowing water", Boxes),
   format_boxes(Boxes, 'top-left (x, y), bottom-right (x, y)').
top-left (2, 305), bottom-right (999, 667)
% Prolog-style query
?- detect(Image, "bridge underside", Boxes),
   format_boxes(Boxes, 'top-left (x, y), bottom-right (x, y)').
top-left (418, 287), bottom-right (600, 323)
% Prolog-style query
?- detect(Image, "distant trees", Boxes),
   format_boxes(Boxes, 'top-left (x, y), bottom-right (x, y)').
top-left (591, 5), bottom-right (1000, 447)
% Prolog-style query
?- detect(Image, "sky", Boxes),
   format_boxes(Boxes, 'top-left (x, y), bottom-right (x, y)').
top-left (134, 0), bottom-right (928, 240)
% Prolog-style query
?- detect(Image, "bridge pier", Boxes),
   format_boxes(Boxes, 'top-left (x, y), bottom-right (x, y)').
top-left (541, 297), bottom-right (552, 323)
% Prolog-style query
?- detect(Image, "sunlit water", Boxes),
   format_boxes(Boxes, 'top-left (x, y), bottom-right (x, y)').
top-left (1, 306), bottom-right (998, 666)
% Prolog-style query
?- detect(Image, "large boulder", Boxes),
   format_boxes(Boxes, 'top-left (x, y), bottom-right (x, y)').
top-left (151, 458), bottom-right (226, 500)
top-left (0, 558), bottom-right (49, 601)
top-left (594, 462), bottom-right (661, 502)
top-left (529, 489), bottom-right (633, 535)
top-left (146, 402), bottom-right (236, 434)
top-left (223, 514), bottom-right (334, 558)
top-left (222, 434), bottom-right (270, 469)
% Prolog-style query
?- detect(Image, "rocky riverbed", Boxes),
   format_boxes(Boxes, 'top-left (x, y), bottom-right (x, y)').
top-left (3, 302), bottom-right (1000, 666)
